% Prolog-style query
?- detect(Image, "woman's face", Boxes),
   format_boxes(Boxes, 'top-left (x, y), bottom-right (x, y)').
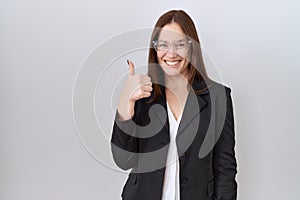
top-left (156, 22), bottom-right (191, 78)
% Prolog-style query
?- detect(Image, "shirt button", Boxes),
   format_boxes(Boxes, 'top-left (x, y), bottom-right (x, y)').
top-left (181, 177), bottom-right (189, 184)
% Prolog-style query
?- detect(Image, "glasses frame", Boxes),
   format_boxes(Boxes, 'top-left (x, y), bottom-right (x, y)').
top-left (152, 39), bottom-right (192, 54)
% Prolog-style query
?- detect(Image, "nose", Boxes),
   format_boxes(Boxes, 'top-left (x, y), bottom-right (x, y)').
top-left (165, 44), bottom-right (177, 57)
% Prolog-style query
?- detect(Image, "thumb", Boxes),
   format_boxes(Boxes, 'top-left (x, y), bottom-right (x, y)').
top-left (127, 60), bottom-right (135, 76)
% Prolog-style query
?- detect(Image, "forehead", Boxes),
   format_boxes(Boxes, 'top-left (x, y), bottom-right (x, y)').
top-left (158, 23), bottom-right (187, 41)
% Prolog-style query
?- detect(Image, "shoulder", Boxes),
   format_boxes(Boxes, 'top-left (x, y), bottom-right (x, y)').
top-left (200, 79), bottom-right (232, 96)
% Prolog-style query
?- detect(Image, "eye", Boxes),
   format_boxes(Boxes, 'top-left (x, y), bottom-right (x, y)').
top-left (158, 43), bottom-right (168, 48)
top-left (157, 42), bottom-right (169, 50)
top-left (176, 42), bottom-right (186, 48)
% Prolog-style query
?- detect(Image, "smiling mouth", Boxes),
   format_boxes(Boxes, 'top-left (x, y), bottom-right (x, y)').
top-left (164, 60), bottom-right (181, 67)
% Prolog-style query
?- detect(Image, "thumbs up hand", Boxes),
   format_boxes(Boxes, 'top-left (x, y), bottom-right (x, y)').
top-left (117, 60), bottom-right (153, 120)
top-left (126, 60), bottom-right (152, 101)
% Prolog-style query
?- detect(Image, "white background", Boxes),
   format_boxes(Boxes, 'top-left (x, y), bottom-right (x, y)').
top-left (1, 0), bottom-right (300, 199)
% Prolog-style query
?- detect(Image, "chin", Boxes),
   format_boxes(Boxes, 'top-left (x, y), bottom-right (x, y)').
top-left (160, 61), bottom-right (187, 77)
top-left (164, 70), bottom-right (180, 77)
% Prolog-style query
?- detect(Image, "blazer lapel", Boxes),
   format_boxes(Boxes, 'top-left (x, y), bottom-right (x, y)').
top-left (179, 93), bottom-right (206, 127)
top-left (151, 79), bottom-right (211, 135)
top-left (151, 89), bottom-right (169, 134)
top-left (178, 79), bottom-right (211, 130)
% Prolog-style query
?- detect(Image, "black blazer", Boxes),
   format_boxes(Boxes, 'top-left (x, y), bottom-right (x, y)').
top-left (111, 79), bottom-right (237, 200)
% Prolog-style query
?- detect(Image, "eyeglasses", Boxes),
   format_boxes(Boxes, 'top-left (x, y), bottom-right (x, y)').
top-left (152, 39), bottom-right (192, 53)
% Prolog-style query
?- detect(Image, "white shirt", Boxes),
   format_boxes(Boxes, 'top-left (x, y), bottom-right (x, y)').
top-left (161, 101), bottom-right (182, 200)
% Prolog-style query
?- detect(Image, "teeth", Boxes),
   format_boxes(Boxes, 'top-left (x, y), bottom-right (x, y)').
top-left (166, 61), bottom-right (179, 66)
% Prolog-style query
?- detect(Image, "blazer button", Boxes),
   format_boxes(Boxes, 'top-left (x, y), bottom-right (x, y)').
top-left (181, 177), bottom-right (189, 184)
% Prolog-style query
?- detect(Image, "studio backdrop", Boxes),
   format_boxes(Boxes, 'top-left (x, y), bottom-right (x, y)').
top-left (1, 0), bottom-right (300, 199)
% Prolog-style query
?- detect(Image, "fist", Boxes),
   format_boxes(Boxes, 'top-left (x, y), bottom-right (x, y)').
top-left (124, 60), bottom-right (153, 102)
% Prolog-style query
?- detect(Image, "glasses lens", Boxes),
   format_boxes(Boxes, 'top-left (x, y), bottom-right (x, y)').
top-left (153, 39), bottom-right (191, 53)
top-left (175, 40), bottom-right (190, 49)
top-left (156, 41), bottom-right (169, 51)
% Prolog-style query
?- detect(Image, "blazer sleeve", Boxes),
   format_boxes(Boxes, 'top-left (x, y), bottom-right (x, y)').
top-left (110, 102), bottom-right (139, 171)
top-left (213, 87), bottom-right (238, 200)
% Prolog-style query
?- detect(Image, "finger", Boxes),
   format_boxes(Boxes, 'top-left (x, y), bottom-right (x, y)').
top-left (144, 81), bottom-right (152, 87)
top-left (143, 92), bottom-right (151, 98)
top-left (127, 60), bottom-right (135, 76)
top-left (140, 92), bottom-right (151, 99)
top-left (138, 79), bottom-right (152, 85)
top-left (143, 85), bottom-right (153, 92)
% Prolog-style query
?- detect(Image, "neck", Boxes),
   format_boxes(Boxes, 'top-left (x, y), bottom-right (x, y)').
top-left (164, 73), bottom-right (189, 92)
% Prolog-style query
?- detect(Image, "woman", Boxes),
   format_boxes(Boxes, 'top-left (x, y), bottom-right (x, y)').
top-left (111, 10), bottom-right (237, 200)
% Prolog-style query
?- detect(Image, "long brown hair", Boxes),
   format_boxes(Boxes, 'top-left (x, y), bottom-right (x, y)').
top-left (148, 10), bottom-right (211, 101)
